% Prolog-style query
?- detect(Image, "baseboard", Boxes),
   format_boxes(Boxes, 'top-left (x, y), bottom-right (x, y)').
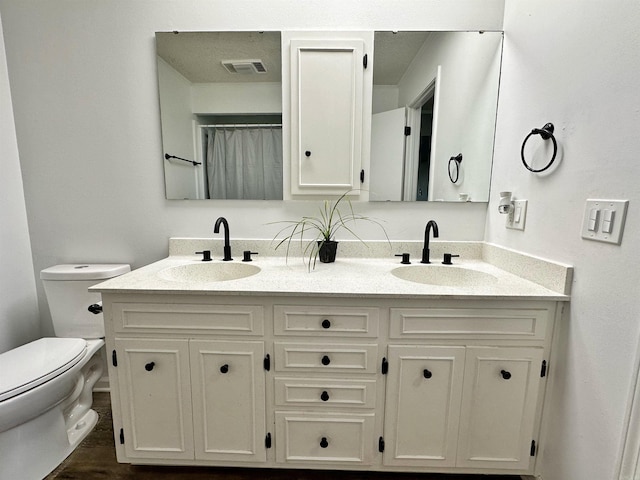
top-left (93, 375), bottom-right (110, 393)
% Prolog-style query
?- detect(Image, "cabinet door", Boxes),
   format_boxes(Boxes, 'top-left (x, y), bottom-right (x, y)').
top-left (286, 32), bottom-right (373, 197)
top-left (383, 345), bottom-right (465, 467)
top-left (457, 346), bottom-right (544, 470)
top-left (190, 340), bottom-right (266, 462)
top-left (115, 338), bottom-right (194, 460)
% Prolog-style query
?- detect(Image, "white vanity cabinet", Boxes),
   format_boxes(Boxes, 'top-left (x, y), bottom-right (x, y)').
top-left (383, 305), bottom-right (553, 471)
top-left (109, 298), bottom-right (267, 464)
top-left (283, 31), bottom-right (373, 198)
top-left (103, 293), bottom-right (560, 477)
top-left (272, 304), bottom-right (381, 466)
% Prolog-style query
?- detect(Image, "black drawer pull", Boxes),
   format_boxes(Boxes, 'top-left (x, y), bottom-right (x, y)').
top-left (320, 437), bottom-right (329, 448)
top-left (501, 369), bottom-right (512, 380)
top-left (321, 355), bottom-right (331, 366)
top-left (144, 362), bottom-right (155, 372)
top-left (220, 364), bottom-right (229, 374)
top-left (321, 319), bottom-right (331, 329)
top-left (423, 369), bottom-right (432, 379)
top-left (320, 390), bottom-right (330, 401)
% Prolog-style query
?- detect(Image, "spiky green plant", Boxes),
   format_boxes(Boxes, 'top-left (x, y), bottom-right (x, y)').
top-left (271, 191), bottom-right (389, 270)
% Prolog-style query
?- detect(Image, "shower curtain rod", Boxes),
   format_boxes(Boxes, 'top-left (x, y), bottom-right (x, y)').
top-left (199, 123), bottom-right (282, 128)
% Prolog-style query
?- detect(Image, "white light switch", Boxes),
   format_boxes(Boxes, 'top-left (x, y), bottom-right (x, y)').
top-left (506, 200), bottom-right (527, 231)
top-left (581, 199), bottom-right (629, 244)
top-left (602, 209), bottom-right (615, 233)
top-left (588, 208), bottom-right (599, 231)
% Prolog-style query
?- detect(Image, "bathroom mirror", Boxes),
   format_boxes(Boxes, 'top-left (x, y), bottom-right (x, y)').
top-left (157, 31), bottom-right (283, 200)
top-left (156, 30), bottom-right (502, 202)
top-left (370, 31), bottom-right (503, 202)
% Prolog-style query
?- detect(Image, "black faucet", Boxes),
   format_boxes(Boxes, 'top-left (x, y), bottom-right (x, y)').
top-left (421, 220), bottom-right (439, 264)
top-left (214, 217), bottom-right (233, 261)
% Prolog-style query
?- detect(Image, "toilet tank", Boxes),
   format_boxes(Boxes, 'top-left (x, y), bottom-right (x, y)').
top-left (40, 264), bottom-right (131, 339)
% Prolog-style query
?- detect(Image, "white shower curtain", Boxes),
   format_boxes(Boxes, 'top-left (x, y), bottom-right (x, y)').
top-left (206, 127), bottom-right (283, 200)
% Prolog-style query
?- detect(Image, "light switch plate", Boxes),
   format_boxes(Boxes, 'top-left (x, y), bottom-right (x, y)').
top-left (506, 200), bottom-right (527, 230)
top-left (581, 199), bottom-right (629, 244)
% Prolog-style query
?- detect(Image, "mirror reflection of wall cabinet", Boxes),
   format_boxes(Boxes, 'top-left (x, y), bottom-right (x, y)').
top-left (283, 31), bottom-right (373, 200)
top-left (156, 30), bottom-right (502, 202)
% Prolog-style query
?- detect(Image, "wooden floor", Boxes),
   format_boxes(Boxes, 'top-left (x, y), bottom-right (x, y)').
top-left (46, 393), bottom-right (520, 480)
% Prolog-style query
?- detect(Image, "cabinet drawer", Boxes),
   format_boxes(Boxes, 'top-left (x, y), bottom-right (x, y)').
top-left (275, 377), bottom-right (376, 409)
top-left (113, 302), bottom-right (264, 335)
top-left (389, 307), bottom-right (549, 340)
top-left (275, 412), bottom-right (375, 464)
top-left (274, 305), bottom-right (379, 337)
top-left (274, 343), bottom-right (378, 373)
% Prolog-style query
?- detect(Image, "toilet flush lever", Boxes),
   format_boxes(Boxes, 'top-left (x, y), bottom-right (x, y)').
top-left (88, 302), bottom-right (103, 314)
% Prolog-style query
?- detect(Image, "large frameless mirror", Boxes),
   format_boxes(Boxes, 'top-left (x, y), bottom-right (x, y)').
top-left (156, 30), bottom-right (502, 202)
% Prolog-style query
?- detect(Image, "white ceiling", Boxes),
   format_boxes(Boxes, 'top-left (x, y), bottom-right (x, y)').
top-left (156, 31), bottom-right (431, 86)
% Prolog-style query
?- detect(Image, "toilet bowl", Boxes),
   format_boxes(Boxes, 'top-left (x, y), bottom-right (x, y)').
top-left (0, 263), bottom-right (130, 480)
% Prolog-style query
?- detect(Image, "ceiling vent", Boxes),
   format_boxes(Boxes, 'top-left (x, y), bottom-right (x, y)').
top-left (221, 59), bottom-right (267, 74)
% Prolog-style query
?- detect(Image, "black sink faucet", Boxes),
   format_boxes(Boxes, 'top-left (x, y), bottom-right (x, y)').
top-left (421, 220), bottom-right (439, 264)
top-left (214, 217), bottom-right (233, 261)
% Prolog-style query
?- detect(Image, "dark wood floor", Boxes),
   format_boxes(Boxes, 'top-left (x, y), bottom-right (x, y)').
top-left (46, 393), bottom-right (520, 480)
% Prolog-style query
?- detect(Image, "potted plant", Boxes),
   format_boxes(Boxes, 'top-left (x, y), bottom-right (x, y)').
top-left (272, 191), bottom-right (388, 269)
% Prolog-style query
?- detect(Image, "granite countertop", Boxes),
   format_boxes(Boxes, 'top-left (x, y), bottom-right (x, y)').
top-left (91, 239), bottom-right (572, 301)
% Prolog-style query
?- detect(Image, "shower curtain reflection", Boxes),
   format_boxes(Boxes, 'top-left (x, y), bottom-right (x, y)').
top-left (205, 126), bottom-right (283, 200)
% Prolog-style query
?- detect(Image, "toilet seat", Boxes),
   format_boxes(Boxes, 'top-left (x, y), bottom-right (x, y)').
top-left (0, 338), bottom-right (87, 402)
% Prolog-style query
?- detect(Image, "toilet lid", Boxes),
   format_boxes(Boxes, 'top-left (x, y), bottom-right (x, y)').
top-left (0, 338), bottom-right (87, 402)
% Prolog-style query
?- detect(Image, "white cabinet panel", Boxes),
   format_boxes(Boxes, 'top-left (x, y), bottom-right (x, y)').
top-left (274, 342), bottom-right (378, 373)
top-left (383, 345), bottom-right (465, 467)
top-left (116, 338), bottom-right (194, 460)
top-left (190, 340), bottom-right (266, 462)
top-left (274, 304), bottom-right (379, 337)
top-left (457, 346), bottom-right (544, 470)
top-left (275, 412), bottom-right (375, 464)
top-left (285, 32), bottom-right (373, 197)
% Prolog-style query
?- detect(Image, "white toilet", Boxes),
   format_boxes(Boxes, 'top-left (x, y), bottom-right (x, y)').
top-left (0, 263), bottom-right (130, 480)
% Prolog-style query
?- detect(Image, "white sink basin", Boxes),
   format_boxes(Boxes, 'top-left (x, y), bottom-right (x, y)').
top-left (391, 265), bottom-right (498, 287)
top-left (158, 262), bottom-right (261, 283)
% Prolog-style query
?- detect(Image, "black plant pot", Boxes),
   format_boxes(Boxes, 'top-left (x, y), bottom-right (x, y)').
top-left (318, 240), bottom-right (338, 263)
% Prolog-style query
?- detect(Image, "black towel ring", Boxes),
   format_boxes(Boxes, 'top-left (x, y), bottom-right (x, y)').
top-left (521, 123), bottom-right (557, 173)
top-left (448, 153), bottom-right (463, 183)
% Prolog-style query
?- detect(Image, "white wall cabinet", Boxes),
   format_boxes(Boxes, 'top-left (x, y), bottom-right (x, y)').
top-left (104, 294), bottom-right (559, 477)
top-left (283, 31), bottom-right (373, 199)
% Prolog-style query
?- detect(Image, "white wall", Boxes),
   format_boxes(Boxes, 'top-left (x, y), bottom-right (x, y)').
top-left (191, 82), bottom-right (282, 114)
top-left (0, 0), bottom-right (502, 334)
top-left (0, 12), bottom-right (40, 353)
top-left (486, 2), bottom-right (640, 479)
top-left (158, 58), bottom-right (199, 199)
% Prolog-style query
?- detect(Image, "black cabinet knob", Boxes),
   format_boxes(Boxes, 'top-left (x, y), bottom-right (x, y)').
top-left (423, 369), bottom-right (432, 379)
top-left (501, 369), bottom-right (512, 380)
top-left (220, 364), bottom-right (229, 374)
top-left (305, 150), bottom-right (311, 157)
top-left (321, 319), bottom-right (331, 329)
top-left (321, 355), bottom-right (331, 366)
top-left (144, 362), bottom-right (155, 372)
top-left (320, 391), bottom-right (330, 402)
top-left (320, 437), bottom-right (329, 448)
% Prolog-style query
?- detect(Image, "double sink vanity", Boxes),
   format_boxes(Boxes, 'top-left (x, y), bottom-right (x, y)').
top-left (92, 237), bottom-right (571, 477)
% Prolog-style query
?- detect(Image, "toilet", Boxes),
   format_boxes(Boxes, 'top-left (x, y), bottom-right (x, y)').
top-left (0, 263), bottom-right (130, 480)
